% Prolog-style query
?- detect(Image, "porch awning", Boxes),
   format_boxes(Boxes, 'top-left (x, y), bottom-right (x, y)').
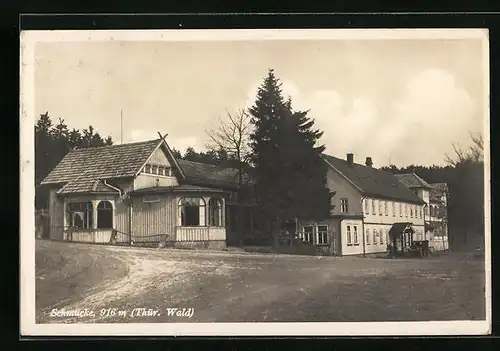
top-left (129, 184), bottom-right (230, 196)
top-left (389, 222), bottom-right (414, 237)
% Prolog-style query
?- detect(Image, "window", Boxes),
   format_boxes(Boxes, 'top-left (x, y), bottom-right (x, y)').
top-left (144, 165), bottom-right (151, 174)
top-left (373, 228), bottom-right (377, 244)
top-left (353, 225), bottom-right (359, 245)
top-left (179, 197), bottom-right (206, 226)
top-left (384, 201), bottom-right (388, 216)
top-left (68, 202), bottom-right (93, 229)
top-left (340, 198), bottom-right (348, 213)
top-left (410, 205), bottom-right (413, 218)
top-left (347, 225), bottom-right (352, 245)
top-left (392, 202), bottom-right (396, 217)
top-left (379, 201), bottom-right (383, 215)
top-left (97, 201), bottom-right (113, 229)
top-left (165, 167), bottom-right (172, 176)
top-left (372, 200), bottom-right (376, 214)
top-left (304, 226), bottom-right (314, 244)
top-left (364, 199), bottom-right (370, 214)
top-left (399, 203), bottom-right (403, 217)
top-left (380, 229), bottom-right (384, 245)
top-left (208, 198), bottom-right (223, 226)
top-left (317, 225), bottom-right (328, 244)
top-left (405, 204), bottom-right (408, 217)
top-left (151, 165), bottom-right (158, 175)
top-left (419, 207), bottom-right (422, 219)
top-left (386, 230), bottom-right (390, 245)
top-left (366, 229), bottom-right (370, 245)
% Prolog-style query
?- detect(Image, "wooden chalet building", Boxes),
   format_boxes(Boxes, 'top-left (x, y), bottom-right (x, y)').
top-left (39, 137), bottom-right (258, 249)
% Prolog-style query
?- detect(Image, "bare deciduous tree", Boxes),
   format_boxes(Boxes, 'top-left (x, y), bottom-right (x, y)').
top-left (206, 109), bottom-right (253, 246)
top-left (206, 109), bottom-right (252, 185)
top-left (445, 132), bottom-right (484, 166)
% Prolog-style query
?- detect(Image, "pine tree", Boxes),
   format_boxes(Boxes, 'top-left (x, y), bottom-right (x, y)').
top-left (35, 112), bottom-right (53, 185)
top-left (249, 69), bottom-right (332, 243)
top-left (34, 112), bottom-right (114, 208)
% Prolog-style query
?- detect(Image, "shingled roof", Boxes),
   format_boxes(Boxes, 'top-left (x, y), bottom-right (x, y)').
top-left (41, 138), bottom-right (249, 193)
top-left (41, 139), bottom-right (162, 185)
top-left (394, 173), bottom-right (433, 189)
top-left (177, 159), bottom-right (251, 189)
top-left (322, 154), bottom-right (425, 205)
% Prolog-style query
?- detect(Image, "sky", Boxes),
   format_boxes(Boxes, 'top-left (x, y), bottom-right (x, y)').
top-left (34, 34), bottom-right (487, 167)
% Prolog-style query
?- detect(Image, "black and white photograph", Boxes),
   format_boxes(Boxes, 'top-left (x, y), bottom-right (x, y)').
top-left (20, 29), bottom-right (490, 336)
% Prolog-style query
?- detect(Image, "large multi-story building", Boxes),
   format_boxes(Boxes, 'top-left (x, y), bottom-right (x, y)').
top-left (394, 174), bottom-right (449, 251)
top-left (298, 153), bottom-right (449, 256)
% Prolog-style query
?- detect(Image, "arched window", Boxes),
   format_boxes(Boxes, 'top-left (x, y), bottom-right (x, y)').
top-left (179, 197), bottom-right (206, 226)
top-left (97, 201), bottom-right (113, 229)
top-left (68, 202), bottom-right (93, 229)
top-left (209, 198), bottom-right (224, 227)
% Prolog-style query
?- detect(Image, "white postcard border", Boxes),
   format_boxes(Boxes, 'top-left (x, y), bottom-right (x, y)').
top-left (20, 28), bottom-right (491, 337)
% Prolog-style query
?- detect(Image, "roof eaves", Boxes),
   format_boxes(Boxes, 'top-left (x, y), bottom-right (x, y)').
top-left (133, 138), bottom-right (187, 181)
top-left (321, 155), bottom-right (363, 193)
top-left (362, 191), bottom-right (425, 205)
top-left (133, 139), bottom-right (164, 177)
top-left (56, 182), bottom-right (70, 194)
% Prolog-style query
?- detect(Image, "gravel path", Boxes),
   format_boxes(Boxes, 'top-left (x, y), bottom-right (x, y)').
top-left (35, 240), bottom-right (486, 323)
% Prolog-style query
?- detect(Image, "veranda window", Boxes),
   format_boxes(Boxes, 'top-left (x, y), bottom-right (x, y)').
top-left (304, 226), bottom-right (314, 244)
top-left (353, 225), bottom-right (359, 245)
top-left (317, 225), bottom-right (328, 244)
top-left (179, 197), bottom-right (206, 226)
top-left (97, 201), bottom-right (113, 229)
top-left (68, 202), bottom-right (93, 229)
top-left (208, 198), bottom-right (224, 227)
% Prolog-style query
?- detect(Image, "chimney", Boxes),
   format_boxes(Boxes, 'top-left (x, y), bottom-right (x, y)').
top-left (365, 157), bottom-right (373, 167)
top-left (346, 153), bottom-right (354, 166)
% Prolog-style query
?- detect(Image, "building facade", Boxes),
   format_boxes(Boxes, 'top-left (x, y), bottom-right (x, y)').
top-left (40, 137), bottom-right (255, 249)
top-left (298, 153), bottom-right (441, 256)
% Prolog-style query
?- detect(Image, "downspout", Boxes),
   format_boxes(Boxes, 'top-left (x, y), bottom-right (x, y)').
top-left (103, 179), bottom-right (122, 198)
top-left (361, 196), bottom-right (366, 258)
top-left (423, 203), bottom-right (427, 242)
top-left (103, 179), bottom-right (128, 243)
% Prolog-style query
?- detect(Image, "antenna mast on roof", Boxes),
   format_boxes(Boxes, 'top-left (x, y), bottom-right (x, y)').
top-left (120, 109), bottom-right (123, 145)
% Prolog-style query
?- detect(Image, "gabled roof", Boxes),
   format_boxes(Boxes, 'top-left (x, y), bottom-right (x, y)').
top-left (41, 139), bottom-right (163, 185)
top-left (322, 154), bottom-right (425, 205)
top-left (41, 138), bottom-right (251, 194)
top-left (394, 173), bottom-right (433, 189)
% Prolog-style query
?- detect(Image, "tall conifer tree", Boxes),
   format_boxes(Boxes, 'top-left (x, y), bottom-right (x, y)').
top-left (249, 69), bottom-right (332, 243)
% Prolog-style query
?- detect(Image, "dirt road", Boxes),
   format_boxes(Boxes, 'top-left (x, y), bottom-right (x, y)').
top-left (35, 240), bottom-right (486, 323)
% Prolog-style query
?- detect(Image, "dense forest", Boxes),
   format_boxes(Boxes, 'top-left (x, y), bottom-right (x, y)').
top-left (381, 131), bottom-right (485, 251)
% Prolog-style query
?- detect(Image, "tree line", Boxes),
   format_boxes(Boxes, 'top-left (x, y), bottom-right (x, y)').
top-left (35, 69), bottom-right (485, 251)
top-left (380, 134), bottom-right (484, 251)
